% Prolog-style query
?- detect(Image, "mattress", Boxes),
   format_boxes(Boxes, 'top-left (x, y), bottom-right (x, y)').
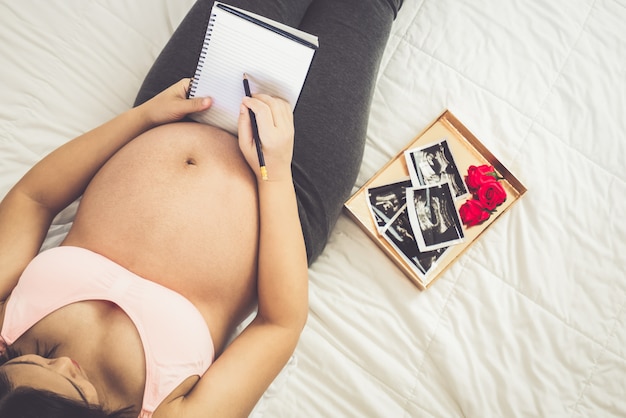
top-left (1, 0), bottom-right (624, 416)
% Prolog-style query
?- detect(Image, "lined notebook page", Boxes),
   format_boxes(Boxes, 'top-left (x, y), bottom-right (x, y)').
top-left (189, 3), bottom-right (318, 135)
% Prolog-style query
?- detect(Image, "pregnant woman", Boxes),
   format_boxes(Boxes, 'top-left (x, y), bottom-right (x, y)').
top-left (0, 0), bottom-right (402, 416)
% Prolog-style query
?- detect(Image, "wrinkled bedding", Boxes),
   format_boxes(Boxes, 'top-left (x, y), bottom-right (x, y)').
top-left (1, 0), bottom-right (624, 416)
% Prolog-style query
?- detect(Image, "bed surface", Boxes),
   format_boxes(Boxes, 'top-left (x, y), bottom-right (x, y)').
top-left (1, 0), bottom-right (624, 416)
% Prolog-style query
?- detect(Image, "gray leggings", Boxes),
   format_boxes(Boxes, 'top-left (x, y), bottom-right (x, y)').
top-left (134, 0), bottom-right (401, 264)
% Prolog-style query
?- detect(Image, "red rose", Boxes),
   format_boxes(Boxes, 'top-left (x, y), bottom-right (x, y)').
top-left (476, 181), bottom-right (507, 210)
top-left (459, 199), bottom-right (490, 226)
top-left (465, 165), bottom-right (497, 191)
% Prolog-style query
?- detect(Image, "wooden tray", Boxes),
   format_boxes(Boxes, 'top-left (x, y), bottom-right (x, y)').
top-left (344, 110), bottom-right (526, 289)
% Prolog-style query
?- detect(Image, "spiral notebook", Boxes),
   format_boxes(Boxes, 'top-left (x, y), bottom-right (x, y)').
top-left (188, 2), bottom-right (319, 134)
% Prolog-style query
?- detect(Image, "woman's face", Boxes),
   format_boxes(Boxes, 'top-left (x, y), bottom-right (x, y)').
top-left (2, 354), bottom-right (99, 405)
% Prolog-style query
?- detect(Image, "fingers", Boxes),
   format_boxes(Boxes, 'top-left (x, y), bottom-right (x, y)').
top-left (237, 94), bottom-right (295, 181)
top-left (180, 78), bottom-right (193, 96)
top-left (242, 94), bottom-right (293, 132)
top-left (176, 78), bottom-right (212, 113)
top-left (189, 96), bottom-right (212, 113)
top-left (237, 102), bottom-right (253, 144)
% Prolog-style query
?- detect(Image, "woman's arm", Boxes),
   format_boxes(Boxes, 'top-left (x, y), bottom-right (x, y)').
top-left (239, 94), bottom-right (309, 331)
top-left (0, 79), bottom-right (211, 301)
top-left (173, 95), bottom-right (308, 418)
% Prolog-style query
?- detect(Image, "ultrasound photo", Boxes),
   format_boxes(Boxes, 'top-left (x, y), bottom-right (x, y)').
top-left (404, 138), bottom-right (468, 199)
top-left (382, 205), bottom-right (448, 280)
top-left (366, 179), bottom-right (412, 232)
top-left (406, 183), bottom-right (464, 252)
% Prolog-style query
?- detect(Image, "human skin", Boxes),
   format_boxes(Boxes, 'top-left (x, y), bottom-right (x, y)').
top-left (0, 79), bottom-right (308, 417)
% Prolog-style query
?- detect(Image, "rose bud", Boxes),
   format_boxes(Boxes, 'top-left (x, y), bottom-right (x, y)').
top-left (459, 199), bottom-right (491, 226)
top-left (476, 181), bottom-right (507, 211)
top-left (465, 164), bottom-right (497, 191)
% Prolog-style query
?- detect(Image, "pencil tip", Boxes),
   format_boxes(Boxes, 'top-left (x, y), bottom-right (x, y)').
top-left (243, 72), bottom-right (248, 80)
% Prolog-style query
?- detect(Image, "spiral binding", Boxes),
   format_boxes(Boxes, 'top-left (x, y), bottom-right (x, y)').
top-left (189, 13), bottom-right (216, 98)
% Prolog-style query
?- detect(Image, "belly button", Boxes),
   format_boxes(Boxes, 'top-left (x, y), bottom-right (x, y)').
top-left (185, 157), bottom-right (197, 166)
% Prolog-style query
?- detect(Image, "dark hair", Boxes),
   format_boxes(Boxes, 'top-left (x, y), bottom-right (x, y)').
top-left (0, 368), bottom-right (133, 418)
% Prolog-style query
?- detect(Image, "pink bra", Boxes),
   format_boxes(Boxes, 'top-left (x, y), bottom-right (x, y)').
top-left (0, 246), bottom-right (214, 418)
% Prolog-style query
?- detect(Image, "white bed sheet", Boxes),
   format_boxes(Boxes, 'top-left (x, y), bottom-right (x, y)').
top-left (1, 0), bottom-right (624, 416)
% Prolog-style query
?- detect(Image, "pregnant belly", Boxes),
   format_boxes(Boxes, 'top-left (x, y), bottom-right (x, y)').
top-left (62, 122), bottom-right (259, 329)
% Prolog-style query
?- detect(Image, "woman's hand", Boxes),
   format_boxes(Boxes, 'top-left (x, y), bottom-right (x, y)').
top-left (237, 94), bottom-right (295, 182)
top-left (139, 78), bottom-right (212, 126)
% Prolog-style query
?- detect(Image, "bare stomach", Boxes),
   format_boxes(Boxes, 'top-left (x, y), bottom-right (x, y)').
top-left (62, 122), bottom-right (259, 350)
